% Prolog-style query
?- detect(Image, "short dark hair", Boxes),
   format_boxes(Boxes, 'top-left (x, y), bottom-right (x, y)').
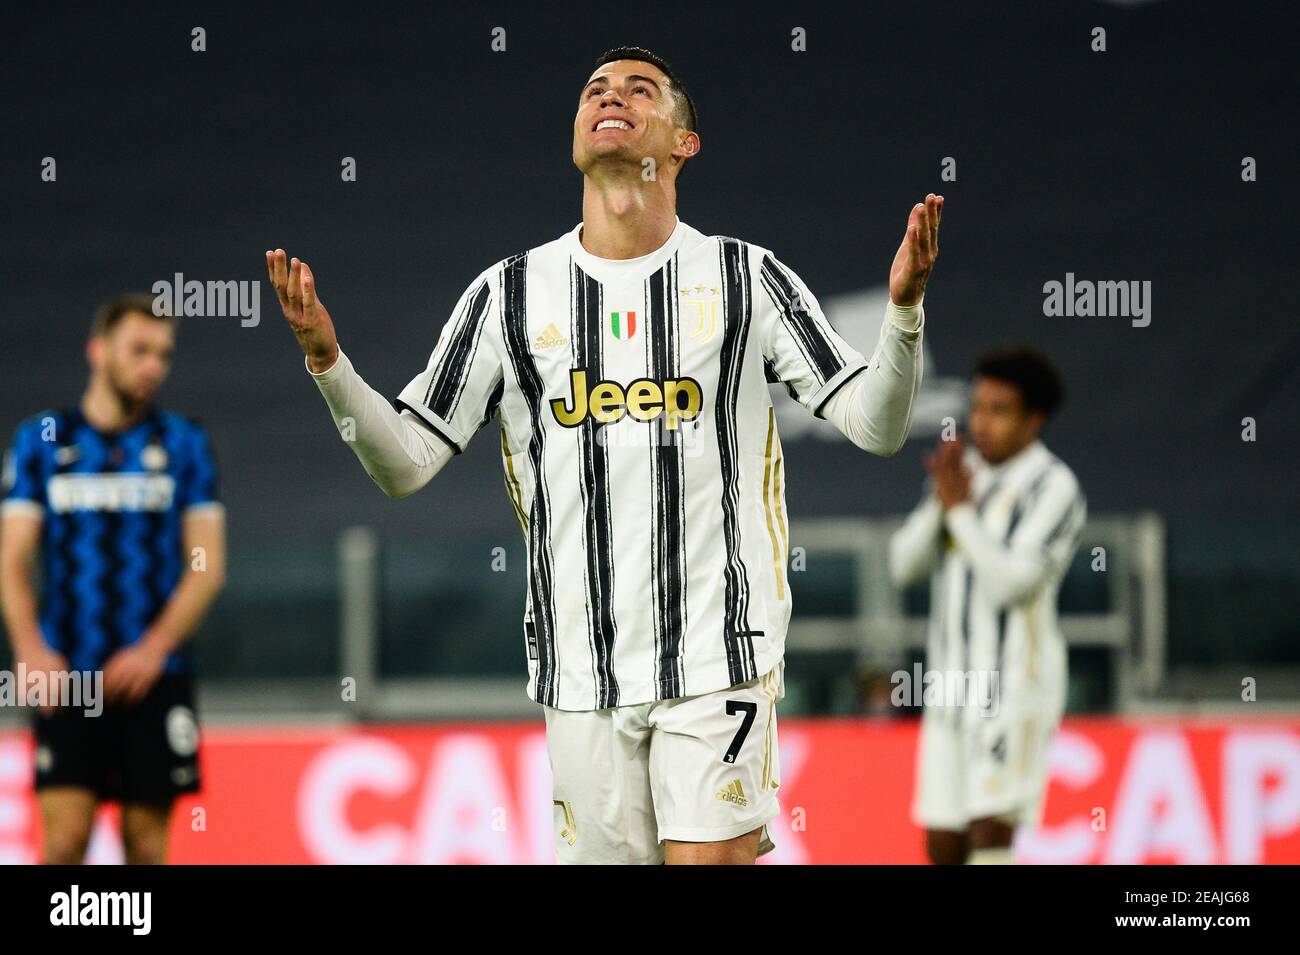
top-left (974, 347), bottom-right (1064, 419)
top-left (92, 293), bottom-right (176, 336)
top-left (591, 46), bottom-right (698, 166)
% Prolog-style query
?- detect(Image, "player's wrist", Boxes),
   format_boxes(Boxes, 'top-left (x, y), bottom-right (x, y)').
top-left (306, 342), bottom-right (341, 376)
top-left (137, 630), bottom-right (177, 659)
top-left (886, 297), bottom-right (924, 331)
top-left (12, 631), bottom-right (49, 661)
top-left (943, 498), bottom-right (976, 520)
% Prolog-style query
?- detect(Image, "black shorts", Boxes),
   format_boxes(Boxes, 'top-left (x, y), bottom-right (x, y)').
top-left (33, 672), bottom-right (201, 805)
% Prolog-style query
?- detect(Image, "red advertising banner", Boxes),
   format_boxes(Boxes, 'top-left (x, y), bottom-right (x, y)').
top-left (1, 717), bottom-right (1298, 864)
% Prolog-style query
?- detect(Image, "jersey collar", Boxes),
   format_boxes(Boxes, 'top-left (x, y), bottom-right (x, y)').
top-left (564, 216), bottom-right (686, 285)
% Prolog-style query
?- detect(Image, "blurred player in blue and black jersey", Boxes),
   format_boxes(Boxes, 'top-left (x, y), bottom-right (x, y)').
top-left (0, 294), bottom-right (226, 863)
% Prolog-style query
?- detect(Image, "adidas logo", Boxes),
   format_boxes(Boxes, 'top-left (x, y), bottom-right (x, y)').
top-left (715, 778), bottom-right (748, 807)
top-left (533, 323), bottom-right (568, 350)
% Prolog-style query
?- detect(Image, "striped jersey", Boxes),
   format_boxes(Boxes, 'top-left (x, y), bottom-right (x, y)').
top-left (394, 218), bottom-right (880, 710)
top-left (1, 407), bottom-right (221, 673)
top-left (895, 440), bottom-right (1086, 716)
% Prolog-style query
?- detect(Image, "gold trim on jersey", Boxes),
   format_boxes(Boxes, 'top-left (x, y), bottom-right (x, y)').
top-left (553, 800), bottom-right (577, 845)
top-left (762, 408), bottom-right (786, 600)
top-left (760, 667), bottom-right (781, 790)
top-left (500, 427), bottom-right (528, 534)
top-left (774, 453), bottom-right (789, 564)
top-left (1025, 592), bottom-right (1042, 683)
top-left (1018, 717), bottom-right (1036, 777)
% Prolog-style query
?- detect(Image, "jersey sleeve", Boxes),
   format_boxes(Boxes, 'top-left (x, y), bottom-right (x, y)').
top-left (1, 417), bottom-right (49, 516)
top-left (393, 268), bottom-right (505, 453)
top-left (754, 250), bottom-right (870, 418)
top-left (888, 486), bottom-right (944, 586)
top-left (1008, 465), bottom-right (1087, 574)
top-left (176, 422), bottom-right (222, 512)
top-left (945, 463), bottom-right (1087, 609)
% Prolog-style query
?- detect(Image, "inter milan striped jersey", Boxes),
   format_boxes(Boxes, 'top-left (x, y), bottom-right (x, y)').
top-left (394, 218), bottom-right (881, 710)
top-left (1, 408), bottom-right (221, 673)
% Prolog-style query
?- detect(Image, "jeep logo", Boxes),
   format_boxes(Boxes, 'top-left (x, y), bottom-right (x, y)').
top-left (551, 369), bottom-right (703, 430)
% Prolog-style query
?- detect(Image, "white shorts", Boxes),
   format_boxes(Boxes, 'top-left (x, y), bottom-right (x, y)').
top-left (544, 662), bottom-right (784, 864)
top-left (911, 693), bottom-right (1063, 832)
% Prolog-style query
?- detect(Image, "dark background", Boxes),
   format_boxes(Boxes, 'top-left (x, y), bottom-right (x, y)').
top-left (2, 0), bottom-right (1296, 681)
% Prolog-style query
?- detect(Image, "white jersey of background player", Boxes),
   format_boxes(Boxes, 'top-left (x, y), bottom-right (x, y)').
top-left (267, 46), bottom-right (944, 865)
top-left (890, 349), bottom-right (1084, 865)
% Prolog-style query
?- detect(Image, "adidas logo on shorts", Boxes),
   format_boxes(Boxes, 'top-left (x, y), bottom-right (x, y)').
top-left (715, 778), bottom-right (748, 807)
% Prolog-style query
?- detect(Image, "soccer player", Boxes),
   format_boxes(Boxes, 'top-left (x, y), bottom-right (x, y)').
top-left (890, 348), bottom-right (1085, 865)
top-left (0, 294), bottom-right (225, 864)
top-left (268, 46), bottom-right (942, 864)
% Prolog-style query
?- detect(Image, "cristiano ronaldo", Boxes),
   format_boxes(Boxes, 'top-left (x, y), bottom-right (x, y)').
top-left (266, 46), bottom-right (943, 864)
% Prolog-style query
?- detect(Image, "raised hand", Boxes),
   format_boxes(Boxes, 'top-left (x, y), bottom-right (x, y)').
top-left (889, 194), bottom-right (943, 308)
top-left (266, 249), bottom-right (339, 372)
top-left (924, 436), bottom-right (970, 510)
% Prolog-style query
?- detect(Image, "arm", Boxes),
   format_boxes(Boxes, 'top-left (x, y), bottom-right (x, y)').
top-left (0, 424), bottom-right (65, 675)
top-left (888, 487), bottom-right (945, 586)
top-left (819, 300), bottom-right (923, 456)
top-left (104, 423), bottom-right (230, 705)
top-left (105, 509), bottom-right (229, 705)
top-left (760, 195), bottom-right (941, 453)
top-left (143, 509), bottom-right (227, 654)
top-left (943, 468), bottom-right (1086, 609)
top-left (266, 250), bottom-right (499, 499)
top-left (0, 510), bottom-right (64, 672)
top-left (821, 194), bottom-right (942, 453)
top-left (307, 347), bottom-right (456, 499)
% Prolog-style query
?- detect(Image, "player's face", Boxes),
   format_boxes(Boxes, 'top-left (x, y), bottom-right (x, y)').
top-left (96, 312), bottom-right (175, 406)
top-left (573, 60), bottom-right (682, 176)
top-left (967, 377), bottom-right (1042, 465)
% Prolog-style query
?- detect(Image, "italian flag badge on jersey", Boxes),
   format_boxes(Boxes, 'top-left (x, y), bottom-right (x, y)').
top-left (610, 310), bottom-right (637, 340)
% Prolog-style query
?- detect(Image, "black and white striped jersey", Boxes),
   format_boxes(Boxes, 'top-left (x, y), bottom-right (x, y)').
top-left (395, 218), bottom-right (902, 710)
top-left (891, 440), bottom-right (1086, 715)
